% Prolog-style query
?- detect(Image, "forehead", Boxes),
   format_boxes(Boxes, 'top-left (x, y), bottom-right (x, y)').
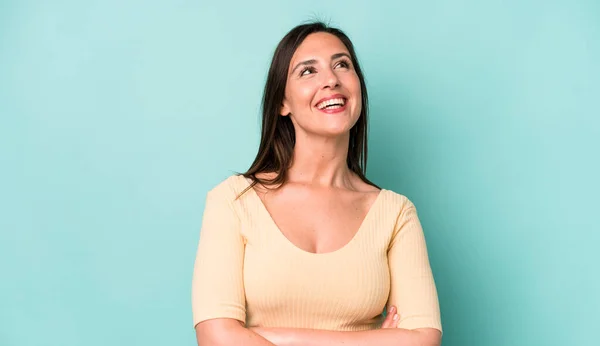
top-left (290, 32), bottom-right (350, 65)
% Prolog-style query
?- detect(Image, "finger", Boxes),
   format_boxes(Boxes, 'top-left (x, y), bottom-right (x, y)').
top-left (392, 312), bottom-right (400, 327)
top-left (382, 306), bottom-right (397, 328)
top-left (384, 306), bottom-right (396, 327)
top-left (382, 312), bottom-right (400, 328)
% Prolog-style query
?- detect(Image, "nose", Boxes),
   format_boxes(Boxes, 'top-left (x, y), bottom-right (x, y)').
top-left (322, 67), bottom-right (340, 89)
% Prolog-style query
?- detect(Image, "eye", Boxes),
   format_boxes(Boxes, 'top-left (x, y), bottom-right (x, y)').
top-left (334, 59), bottom-right (351, 69)
top-left (300, 66), bottom-right (316, 76)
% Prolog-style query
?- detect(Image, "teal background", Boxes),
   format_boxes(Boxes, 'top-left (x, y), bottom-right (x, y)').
top-left (1, 0), bottom-right (598, 345)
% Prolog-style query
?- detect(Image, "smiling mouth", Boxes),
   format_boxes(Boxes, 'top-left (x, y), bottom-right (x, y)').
top-left (316, 98), bottom-right (347, 110)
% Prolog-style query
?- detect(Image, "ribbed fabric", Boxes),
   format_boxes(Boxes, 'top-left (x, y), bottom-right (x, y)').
top-left (191, 175), bottom-right (442, 333)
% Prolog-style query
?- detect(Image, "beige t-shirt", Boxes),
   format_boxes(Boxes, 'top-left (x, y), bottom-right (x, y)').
top-left (191, 175), bottom-right (442, 333)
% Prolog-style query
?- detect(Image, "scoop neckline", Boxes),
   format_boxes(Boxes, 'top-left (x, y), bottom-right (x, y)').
top-left (239, 175), bottom-right (386, 256)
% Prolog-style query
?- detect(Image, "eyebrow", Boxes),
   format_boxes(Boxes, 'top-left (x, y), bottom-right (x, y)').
top-left (290, 52), bottom-right (351, 75)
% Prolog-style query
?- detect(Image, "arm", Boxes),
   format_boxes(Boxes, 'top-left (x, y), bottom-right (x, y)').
top-left (192, 184), bottom-right (273, 345)
top-left (196, 319), bottom-right (275, 346)
top-left (251, 326), bottom-right (440, 346)
top-left (387, 200), bottom-right (442, 334)
top-left (250, 307), bottom-right (440, 346)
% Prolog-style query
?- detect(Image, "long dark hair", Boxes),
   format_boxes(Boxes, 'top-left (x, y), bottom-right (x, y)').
top-left (240, 21), bottom-right (378, 193)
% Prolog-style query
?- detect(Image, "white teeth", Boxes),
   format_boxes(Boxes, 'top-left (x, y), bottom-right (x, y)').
top-left (317, 98), bottom-right (346, 110)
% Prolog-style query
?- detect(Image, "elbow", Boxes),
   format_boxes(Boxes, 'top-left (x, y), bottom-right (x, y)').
top-left (413, 328), bottom-right (442, 346)
top-left (195, 318), bottom-right (244, 346)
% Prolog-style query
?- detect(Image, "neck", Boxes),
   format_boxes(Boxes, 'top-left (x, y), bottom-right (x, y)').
top-left (287, 132), bottom-right (353, 188)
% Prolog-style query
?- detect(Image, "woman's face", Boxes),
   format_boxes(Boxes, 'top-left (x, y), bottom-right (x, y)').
top-left (281, 32), bottom-right (362, 138)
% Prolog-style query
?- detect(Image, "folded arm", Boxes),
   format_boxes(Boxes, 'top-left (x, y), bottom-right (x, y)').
top-left (195, 318), bottom-right (275, 346)
top-left (252, 326), bottom-right (441, 346)
top-left (249, 306), bottom-right (440, 346)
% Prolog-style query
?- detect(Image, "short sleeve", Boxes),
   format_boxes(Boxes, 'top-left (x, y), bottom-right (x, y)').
top-left (387, 199), bottom-right (442, 334)
top-left (191, 186), bottom-right (246, 328)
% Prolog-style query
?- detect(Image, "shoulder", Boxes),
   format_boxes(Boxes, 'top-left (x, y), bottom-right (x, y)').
top-left (380, 188), bottom-right (418, 215)
top-left (380, 189), bottom-right (426, 236)
top-left (206, 174), bottom-right (249, 201)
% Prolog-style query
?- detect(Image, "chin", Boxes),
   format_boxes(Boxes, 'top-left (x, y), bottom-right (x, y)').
top-left (316, 124), bottom-right (354, 138)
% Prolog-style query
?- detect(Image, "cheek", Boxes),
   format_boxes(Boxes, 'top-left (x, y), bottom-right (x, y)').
top-left (287, 83), bottom-right (318, 109)
top-left (346, 75), bottom-right (362, 109)
top-left (299, 84), bottom-right (318, 106)
top-left (349, 74), bottom-right (362, 95)
top-left (355, 95), bottom-right (362, 111)
top-left (339, 73), bottom-right (360, 96)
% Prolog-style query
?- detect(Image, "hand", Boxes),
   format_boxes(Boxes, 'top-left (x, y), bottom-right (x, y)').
top-left (381, 305), bottom-right (400, 328)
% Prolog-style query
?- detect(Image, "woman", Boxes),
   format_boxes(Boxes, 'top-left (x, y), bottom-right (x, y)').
top-left (192, 22), bottom-right (442, 346)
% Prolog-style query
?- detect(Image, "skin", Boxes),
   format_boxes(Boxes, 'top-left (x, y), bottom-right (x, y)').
top-left (254, 31), bottom-right (379, 254)
top-left (195, 32), bottom-right (441, 346)
top-left (195, 307), bottom-right (401, 346)
top-left (281, 32), bottom-right (362, 139)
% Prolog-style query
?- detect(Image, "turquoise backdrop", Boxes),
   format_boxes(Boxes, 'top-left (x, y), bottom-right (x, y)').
top-left (1, 1), bottom-right (598, 345)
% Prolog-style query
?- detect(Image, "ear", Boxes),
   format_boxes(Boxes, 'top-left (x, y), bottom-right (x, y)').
top-left (280, 98), bottom-right (291, 116)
